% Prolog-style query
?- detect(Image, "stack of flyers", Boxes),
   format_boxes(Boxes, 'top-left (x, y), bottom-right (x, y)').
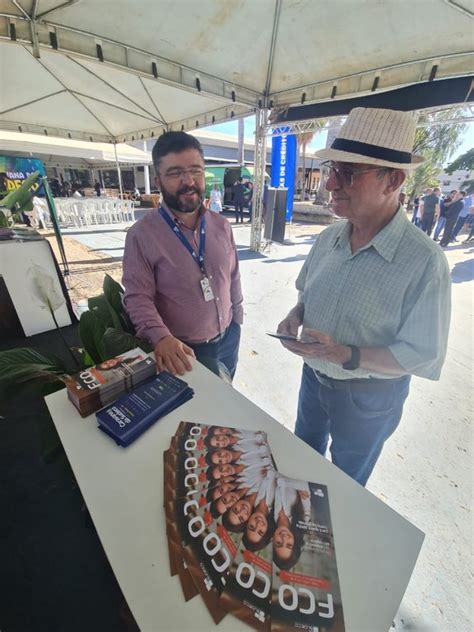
top-left (163, 422), bottom-right (345, 630)
top-left (64, 347), bottom-right (156, 417)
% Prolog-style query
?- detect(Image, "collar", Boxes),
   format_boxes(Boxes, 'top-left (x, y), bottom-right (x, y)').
top-left (332, 206), bottom-right (407, 263)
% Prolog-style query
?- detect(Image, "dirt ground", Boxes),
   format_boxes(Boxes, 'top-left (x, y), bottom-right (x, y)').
top-left (43, 231), bottom-right (124, 306)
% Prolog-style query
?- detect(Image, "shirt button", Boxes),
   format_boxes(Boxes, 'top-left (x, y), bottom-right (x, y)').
top-left (216, 297), bottom-right (220, 301)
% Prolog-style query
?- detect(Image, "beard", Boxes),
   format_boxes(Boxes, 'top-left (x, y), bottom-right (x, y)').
top-left (160, 181), bottom-right (204, 214)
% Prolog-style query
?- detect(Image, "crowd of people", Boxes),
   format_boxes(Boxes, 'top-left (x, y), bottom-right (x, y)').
top-left (411, 186), bottom-right (474, 245)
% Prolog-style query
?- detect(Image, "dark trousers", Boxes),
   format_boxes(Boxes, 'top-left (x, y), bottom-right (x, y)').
top-left (188, 321), bottom-right (241, 381)
top-left (421, 212), bottom-right (435, 236)
top-left (451, 215), bottom-right (468, 240)
top-left (295, 363), bottom-right (411, 486)
top-left (440, 213), bottom-right (459, 246)
top-left (234, 204), bottom-right (244, 223)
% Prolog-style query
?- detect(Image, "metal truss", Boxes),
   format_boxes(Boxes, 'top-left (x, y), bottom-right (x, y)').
top-left (250, 108), bottom-right (269, 253)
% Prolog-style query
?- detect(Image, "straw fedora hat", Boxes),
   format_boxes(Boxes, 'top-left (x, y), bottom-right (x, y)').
top-left (315, 107), bottom-right (424, 169)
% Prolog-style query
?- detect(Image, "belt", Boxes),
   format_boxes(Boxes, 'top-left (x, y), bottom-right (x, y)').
top-left (187, 323), bottom-right (231, 346)
top-left (313, 369), bottom-right (409, 392)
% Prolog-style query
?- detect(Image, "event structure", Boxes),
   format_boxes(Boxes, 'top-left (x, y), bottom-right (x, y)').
top-left (0, 0), bottom-right (473, 249)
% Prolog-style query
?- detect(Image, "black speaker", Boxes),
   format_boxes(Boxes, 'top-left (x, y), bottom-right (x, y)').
top-left (264, 187), bottom-right (287, 243)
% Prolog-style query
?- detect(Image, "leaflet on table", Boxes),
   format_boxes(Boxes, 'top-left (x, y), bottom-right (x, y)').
top-left (64, 347), bottom-right (155, 416)
top-left (270, 477), bottom-right (345, 632)
top-left (165, 423), bottom-right (276, 504)
top-left (164, 450), bottom-right (200, 602)
top-left (219, 470), bottom-right (278, 631)
top-left (173, 461), bottom-right (275, 620)
top-left (96, 373), bottom-right (193, 446)
top-left (165, 422), bottom-right (277, 622)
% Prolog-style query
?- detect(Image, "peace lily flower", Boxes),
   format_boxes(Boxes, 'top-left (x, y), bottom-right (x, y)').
top-left (27, 262), bottom-right (79, 368)
top-left (28, 262), bottom-right (66, 315)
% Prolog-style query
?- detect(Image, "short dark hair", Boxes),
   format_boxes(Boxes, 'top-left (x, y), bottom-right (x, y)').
top-left (152, 131), bottom-right (204, 171)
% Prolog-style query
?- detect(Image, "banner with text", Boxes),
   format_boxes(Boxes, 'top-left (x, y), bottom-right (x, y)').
top-left (0, 156), bottom-right (46, 199)
top-left (271, 130), bottom-right (297, 221)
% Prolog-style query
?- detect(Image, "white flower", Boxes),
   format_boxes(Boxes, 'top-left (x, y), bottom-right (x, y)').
top-left (28, 262), bottom-right (65, 312)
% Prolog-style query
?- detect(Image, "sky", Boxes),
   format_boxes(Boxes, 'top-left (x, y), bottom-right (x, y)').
top-left (209, 115), bottom-right (474, 168)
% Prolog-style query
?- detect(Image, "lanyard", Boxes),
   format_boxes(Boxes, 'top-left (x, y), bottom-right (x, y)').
top-left (159, 206), bottom-right (206, 274)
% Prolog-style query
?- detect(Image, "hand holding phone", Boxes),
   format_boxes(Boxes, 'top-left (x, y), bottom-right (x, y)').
top-left (267, 332), bottom-right (318, 344)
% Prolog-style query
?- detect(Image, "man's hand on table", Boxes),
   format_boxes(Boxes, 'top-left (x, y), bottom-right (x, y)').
top-left (154, 335), bottom-right (196, 376)
top-left (280, 328), bottom-right (352, 366)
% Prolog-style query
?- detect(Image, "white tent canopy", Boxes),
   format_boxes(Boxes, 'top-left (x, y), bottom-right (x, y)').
top-left (0, 0), bottom-right (473, 143)
top-left (0, 130), bottom-right (151, 163)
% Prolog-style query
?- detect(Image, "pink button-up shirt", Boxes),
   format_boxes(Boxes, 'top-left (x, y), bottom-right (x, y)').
top-left (122, 206), bottom-right (243, 346)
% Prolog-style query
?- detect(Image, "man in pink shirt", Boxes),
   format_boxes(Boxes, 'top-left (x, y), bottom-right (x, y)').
top-left (122, 132), bottom-right (243, 379)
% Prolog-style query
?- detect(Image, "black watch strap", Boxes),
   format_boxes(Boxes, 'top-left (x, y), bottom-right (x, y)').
top-left (342, 345), bottom-right (360, 370)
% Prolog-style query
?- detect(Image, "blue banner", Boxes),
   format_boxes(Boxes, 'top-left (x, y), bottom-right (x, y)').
top-left (0, 156), bottom-right (46, 199)
top-left (271, 130), bottom-right (297, 221)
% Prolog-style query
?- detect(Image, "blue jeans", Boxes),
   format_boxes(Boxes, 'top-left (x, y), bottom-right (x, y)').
top-left (188, 320), bottom-right (241, 380)
top-left (295, 364), bottom-right (411, 486)
top-left (433, 216), bottom-right (446, 240)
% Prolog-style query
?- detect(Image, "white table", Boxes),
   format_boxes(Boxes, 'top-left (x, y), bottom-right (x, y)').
top-left (45, 361), bottom-right (424, 632)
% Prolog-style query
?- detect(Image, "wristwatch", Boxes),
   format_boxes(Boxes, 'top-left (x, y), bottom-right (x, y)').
top-left (342, 345), bottom-right (360, 370)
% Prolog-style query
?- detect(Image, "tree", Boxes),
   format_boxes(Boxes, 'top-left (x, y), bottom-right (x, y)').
top-left (405, 109), bottom-right (468, 199)
top-left (295, 121), bottom-right (327, 200)
top-left (296, 131), bottom-right (314, 198)
top-left (445, 148), bottom-right (474, 174)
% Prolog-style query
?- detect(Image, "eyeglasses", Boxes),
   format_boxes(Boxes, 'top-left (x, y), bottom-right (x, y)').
top-left (161, 166), bottom-right (205, 180)
top-left (321, 161), bottom-right (383, 188)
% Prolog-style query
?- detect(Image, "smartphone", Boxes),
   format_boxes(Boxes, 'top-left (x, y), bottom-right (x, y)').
top-left (266, 332), bottom-right (320, 344)
top-left (267, 332), bottom-right (299, 341)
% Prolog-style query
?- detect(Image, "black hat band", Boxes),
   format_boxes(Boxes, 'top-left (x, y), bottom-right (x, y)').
top-left (331, 138), bottom-right (412, 163)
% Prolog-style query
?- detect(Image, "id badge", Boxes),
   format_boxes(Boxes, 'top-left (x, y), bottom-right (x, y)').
top-left (200, 276), bottom-right (214, 302)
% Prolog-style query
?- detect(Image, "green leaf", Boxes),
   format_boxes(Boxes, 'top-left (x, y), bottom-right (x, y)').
top-left (79, 310), bottom-right (106, 364)
top-left (88, 294), bottom-right (115, 329)
top-left (103, 274), bottom-right (134, 333)
top-left (102, 328), bottom-right (152, 359)
top-left (0, 348), bottom-right (67, 398)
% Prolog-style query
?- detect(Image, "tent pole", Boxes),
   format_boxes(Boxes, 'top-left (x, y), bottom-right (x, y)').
top-left (113, 141), bottom-right (124, 200)
top-left (250, 107), bottom-right (268, 252)
top-left (42, 176), bottom-right (70, 277)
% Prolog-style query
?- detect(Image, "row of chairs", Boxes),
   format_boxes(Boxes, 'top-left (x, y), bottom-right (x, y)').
top-left (52, 198), bottom-right (136, 227)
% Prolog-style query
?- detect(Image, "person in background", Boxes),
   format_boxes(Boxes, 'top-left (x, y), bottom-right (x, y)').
top-left (94, 181), bottom-right (101, 197)
top-left (411, 195), bottom-right (421, 226)
top-left (233, 177), bottom-right (246, 224)
top-left (209, 183), bottom-right (223, 213)
top-left (122, 131), bottom-right (243, 379)
top-left (277, 107), bottom-right (451, 487)
top-left (420, 187), bottom-right (441, 236)
top-left (440, 191), bottom-right (466, 247)
top-left (450, 191), bottom-right (471, 242)
top-left (433, 190), bottom-right (456, 241)
top-left (464, 198), bottom-right (474, 242)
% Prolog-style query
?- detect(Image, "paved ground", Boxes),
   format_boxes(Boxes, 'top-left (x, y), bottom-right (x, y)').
top-left (63, 214), bottom-right (473, 631)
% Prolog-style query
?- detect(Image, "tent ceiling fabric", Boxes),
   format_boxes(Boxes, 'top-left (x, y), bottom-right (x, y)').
top-left (0, 0), bottom-right (473, 142)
